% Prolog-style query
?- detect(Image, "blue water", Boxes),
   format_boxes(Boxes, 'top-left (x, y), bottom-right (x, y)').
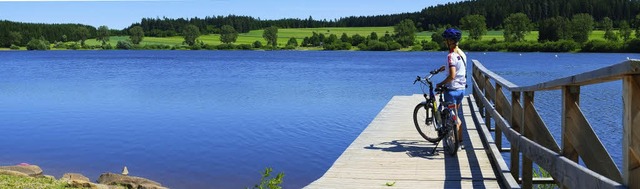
top-left (0, 51), bottom-right (636, 188)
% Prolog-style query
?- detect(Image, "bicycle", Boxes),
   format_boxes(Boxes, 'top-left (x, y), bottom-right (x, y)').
top-left (412, 69), bottom-right (459, 156)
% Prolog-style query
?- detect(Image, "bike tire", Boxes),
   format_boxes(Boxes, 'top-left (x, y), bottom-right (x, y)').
top-left (413, 103), bottom-right (440, 143)
top-left (444, 110), bottom-right (459, 156)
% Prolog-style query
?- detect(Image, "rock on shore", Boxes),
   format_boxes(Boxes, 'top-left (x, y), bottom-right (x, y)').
top-left (0, 164), bottom-right (167, 189)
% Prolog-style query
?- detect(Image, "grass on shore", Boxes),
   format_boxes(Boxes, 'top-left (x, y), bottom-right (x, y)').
top-left (0, 175), bottom-right (71, 189)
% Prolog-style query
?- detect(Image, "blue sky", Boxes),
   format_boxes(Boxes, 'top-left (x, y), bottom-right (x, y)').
top-left (0, 0), bottom-right (459, 29)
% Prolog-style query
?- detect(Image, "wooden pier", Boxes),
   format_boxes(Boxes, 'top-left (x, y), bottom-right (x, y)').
top-left (305, 94), bottom-right (500, 189)
top-left (307, 59), bottom-right (639, 189)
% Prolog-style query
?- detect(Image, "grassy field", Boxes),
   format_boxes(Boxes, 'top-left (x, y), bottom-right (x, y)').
top-left (83, 27), bottom-right (396, 47)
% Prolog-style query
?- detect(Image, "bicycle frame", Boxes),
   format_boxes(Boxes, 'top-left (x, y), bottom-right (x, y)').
top-left (413, 69), bottom-right (459, 155)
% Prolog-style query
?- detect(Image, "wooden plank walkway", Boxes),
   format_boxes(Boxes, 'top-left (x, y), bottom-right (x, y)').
top-left (305, 95), bottom-right (500, 189)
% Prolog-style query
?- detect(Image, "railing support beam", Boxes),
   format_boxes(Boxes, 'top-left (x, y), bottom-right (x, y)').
top-left (623, 75), bottom-right (640, 188)
top-left (510, 92), bottom-right (522, 181)
top-left (562, 86), bottom-right (580, 163)
top-left (522, 91), bottom-right (534, 189)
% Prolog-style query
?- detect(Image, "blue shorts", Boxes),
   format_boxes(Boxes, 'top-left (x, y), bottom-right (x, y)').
top-left (444, 89), bottom-right (465, 105)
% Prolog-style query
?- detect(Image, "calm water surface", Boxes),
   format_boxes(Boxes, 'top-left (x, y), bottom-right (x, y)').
top-left (0, 51), bottom-right (637, 188)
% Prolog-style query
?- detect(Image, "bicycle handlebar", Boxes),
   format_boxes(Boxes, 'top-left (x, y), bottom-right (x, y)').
top-left (413, 69), bottom-right (442, 85)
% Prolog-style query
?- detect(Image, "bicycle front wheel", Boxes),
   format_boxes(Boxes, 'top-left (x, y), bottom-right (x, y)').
top-left (413, 103), bottom-right (440, 143)
top-left (443, 110), bottom-right (459, 156)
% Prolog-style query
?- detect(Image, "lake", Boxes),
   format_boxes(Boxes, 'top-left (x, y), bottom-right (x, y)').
top-left (0, 50), bottom-right (637, 188)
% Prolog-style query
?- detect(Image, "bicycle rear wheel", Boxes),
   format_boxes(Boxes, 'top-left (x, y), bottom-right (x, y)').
top-left (413, 103), bottom-right (439, 143)
top-left (443, 110), bottom-right (459, 156)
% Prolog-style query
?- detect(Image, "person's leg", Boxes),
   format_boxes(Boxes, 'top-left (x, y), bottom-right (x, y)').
top-left (454, 90), bottom-right (465, 143)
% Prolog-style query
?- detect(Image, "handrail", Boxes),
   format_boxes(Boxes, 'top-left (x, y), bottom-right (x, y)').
top-left (473, 59), bottom-right (640, 92)
top-left (471, 59), bottom-right (640, 189)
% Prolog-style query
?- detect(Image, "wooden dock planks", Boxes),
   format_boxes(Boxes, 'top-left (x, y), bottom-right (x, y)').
top-left (305, 95), bottom-right (500, 189)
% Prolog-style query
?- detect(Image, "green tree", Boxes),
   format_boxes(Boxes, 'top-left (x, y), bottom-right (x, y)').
top-left (220, 25), bottom-right (238, 44)
top-left (571, 14), bottom-right (594, 43)
top-left (340, 33), bottom-right (350, 43)
top-left (262, 26), bottom-right (278, 48)
top-left (75, 26), bottom-right (90, 46)
top-left (635, 14), bottom-right (640, 39)
top-left (602, 17), bottom-right (618, 42)
top-left (393, 19), bottom-right (417, 47)
top-left (460, 14), bottom-right (487, 40)
top-left (351, 34), bottom-right (365, 46)
top-left (96, 25), bottom-right (110, 45)
top-left (8, 31), bottom-right (22, 46)
top-left (369, 32), bottom-right (378, 40)
top-left (619, 21), bottom-right (632, 42)
top-left (503, 13), bottom-right (532, 42)
top-left (183, 25), bottom-right (201, 46)
top-left (286, 37), bottom-right (298, 47)
top-left (538, 16), bottom-right (572, 42)
top-left (431, 28), bottom-right (446, 50)
top-left (253, 40), bottom-right (263, 48)
top-left (26, 37), bottom-right (50, 50)
top-left (129, 26), bottom-right (145, 45)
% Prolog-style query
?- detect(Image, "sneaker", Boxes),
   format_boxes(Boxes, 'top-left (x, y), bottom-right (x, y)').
top-left (458, 142), bottom-right (465, 151)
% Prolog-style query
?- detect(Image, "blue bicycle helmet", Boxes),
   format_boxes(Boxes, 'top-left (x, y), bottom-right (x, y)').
top-left (442, 28), bottom-right (462, 42)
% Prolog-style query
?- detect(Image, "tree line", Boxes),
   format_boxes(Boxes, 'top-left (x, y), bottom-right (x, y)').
top-left (1, 0), bottom-right (640, 51)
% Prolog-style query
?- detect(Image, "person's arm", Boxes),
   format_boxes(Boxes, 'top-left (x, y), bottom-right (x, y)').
top-left (437, 66), bottom-right (456, 87)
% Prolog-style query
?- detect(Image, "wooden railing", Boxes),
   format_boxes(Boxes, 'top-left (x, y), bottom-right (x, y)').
top-left (471, 59), bottom-right (640, 189)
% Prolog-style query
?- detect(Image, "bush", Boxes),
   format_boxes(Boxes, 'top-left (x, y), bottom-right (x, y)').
top-left (283, 45), bottom-right (296, 50)
top-left (582, 40), bottom-right (622, 52)
top-left (541, 40), bottom-right (579, 52)
top-left (253, 41), bottom-right (263, 48)
top-left (190, 44), bottom-right (203, 50)
top-left (366, 40), bottom-right (388, 51)
top-left (53, 42), bottom-right (66, 49)
top-left (116, 40), bottom-right (133, 50)
top-left (101, 43), bottom-right (113, 50)
top-left (460, 40), bottom-right (490, 51)
top-left (323, 42), bottom-right (351, 50)
top-left (422, 41), bottom-right (439, 51)
top-left (387, 41), bottom-right (402, 50)
top-left (216, 43), bottom-right (236, 50)
top-left (9, 44), bottom-right (20, 50)
top-left (410, 45), bottom-right (423, 51)
top-left (357, 43), bottom-right (368, 50)
top-left (487, 42), bottom-right (506, 51)
top-left (286, 37), bottom-right (298, 47)
top-left (506, 41), bottom-right (542, 52)
top-left (26, 38), bottom-right (50, 50)
top-left (143, 44), bottom-right (170, 50)
top-left (237, 44), bottom-right (253, 50)
top-left (624, 38), bottom-right (640, 53)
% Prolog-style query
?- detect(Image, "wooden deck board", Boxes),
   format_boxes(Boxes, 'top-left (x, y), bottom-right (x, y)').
top-left (305, 95), bottom-right (501, 189)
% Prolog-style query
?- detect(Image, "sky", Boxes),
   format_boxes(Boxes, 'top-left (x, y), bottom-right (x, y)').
top-left (0, 0), bottom-right (460, 29)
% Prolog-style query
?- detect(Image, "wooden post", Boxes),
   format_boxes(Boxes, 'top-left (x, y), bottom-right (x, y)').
top-left (484, 76), bottom-right (492, 132)
top-left (510, 91), bottom-right (522, 181)
top-left (623, 75), bottom-right (640, 188)
top-left (495, 83), bottom-right (503, 150)
top-left (522, 91), bottom-right (534, 189)
top-left (562, 86), bottom-right (580, 163)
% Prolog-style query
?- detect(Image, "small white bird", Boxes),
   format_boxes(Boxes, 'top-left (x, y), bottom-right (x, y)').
top-left (519, 53), bottom-right (522, 56)
top-left (555, 55), bottom-right (558, 58)
top-left (122, 166), bottom-right (129, 175)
